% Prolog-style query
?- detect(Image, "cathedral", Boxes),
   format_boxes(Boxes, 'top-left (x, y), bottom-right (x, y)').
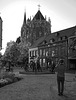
top-left (21, 8), bottom-right (76, 70)
top-left (21, 8), bottom-right (51, 46)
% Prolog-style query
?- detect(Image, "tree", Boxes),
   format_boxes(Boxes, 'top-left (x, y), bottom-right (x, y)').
top-left (2, 41), bottom-right (21, 65)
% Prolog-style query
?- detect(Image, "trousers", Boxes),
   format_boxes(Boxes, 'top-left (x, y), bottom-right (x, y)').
top-left (57, 76), bottom-right (65, 94)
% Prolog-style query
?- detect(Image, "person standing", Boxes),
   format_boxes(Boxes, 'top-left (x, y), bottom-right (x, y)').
top-left (56, 59), bottom-right (65, 96)
top-left (51, 61), bottom-right (55, 73)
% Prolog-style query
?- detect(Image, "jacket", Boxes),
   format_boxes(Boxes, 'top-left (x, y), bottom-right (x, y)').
top-left (57, 63), bottom-right (65, 77)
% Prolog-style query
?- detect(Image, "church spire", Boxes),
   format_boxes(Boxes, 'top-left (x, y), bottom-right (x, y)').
top-left (24, 9), bottom-right (26, 24)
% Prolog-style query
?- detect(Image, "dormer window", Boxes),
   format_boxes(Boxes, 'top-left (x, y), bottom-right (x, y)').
top-left (63, 36), bottom-right (67, 40)
top-left (58, 37), bottom-right (62, 41)
top-left (55, 32), bottom-right (59, 37)
top-left (65, 36), bottom-right (67, 39)
top-left (50, 38), bottom-right (55, 43)
top-left (43, 40), bottom-right (47, 44)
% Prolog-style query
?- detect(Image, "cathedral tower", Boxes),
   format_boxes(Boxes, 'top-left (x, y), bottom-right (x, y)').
top-left (21, 7), bottom-right (51, 46)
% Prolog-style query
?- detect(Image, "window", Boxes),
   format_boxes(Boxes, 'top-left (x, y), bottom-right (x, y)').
top-left (50, 38), bottom-right (55, 43)
top-left (40, 59), bottom-right (42, 65)
top-left (50, 39), bottom-right (53, 43)
top-left (32, 51), bottom-right (34, 56)
top-left (43, 49), bottom-right (46, 56)
top-left (63, 36), bottom-right (67, 40)
top-left (34, 51), bottom-right (35, 56)
top-left (40, 49), bottom-right (42, 56)
top-left (58, 37), bottom-right (62, 41)
top-left (46, 51), bottom-right (48, 56)
top-left (55, 32), bottom-right (59, 36)
top-left (48, 48), bottom-right (51, 55)
top-left (52, 50), bottom-right (55, 57)
top-left (43, 40), bottom-right (47, 44)
top-left (65, 36), bottom-right (67, 39)
top-left (55, 47), bottom-right (58, 56)
top-left (43, 59), bottom-right (45, 63)
top-left (60, 46), bottom-right (65, 56)
top-left (35, 50), bottom-right (38, 56)
top-left (30, 51), bottom-right (31, 57)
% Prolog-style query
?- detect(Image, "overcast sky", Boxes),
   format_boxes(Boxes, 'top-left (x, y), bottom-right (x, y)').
top-left (0, 0), bottom-right (76, 54)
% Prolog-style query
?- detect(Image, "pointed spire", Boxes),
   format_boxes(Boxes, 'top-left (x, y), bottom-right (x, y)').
top-left (24, 9), bottom-right (26, 24)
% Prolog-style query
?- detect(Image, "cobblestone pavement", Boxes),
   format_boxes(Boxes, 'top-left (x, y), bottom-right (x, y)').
top-left (0, 68), bottom-right (76, 100)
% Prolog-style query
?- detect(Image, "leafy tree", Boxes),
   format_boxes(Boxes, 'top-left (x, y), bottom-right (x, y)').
top-left (2, 41), bottom-right (21, 65)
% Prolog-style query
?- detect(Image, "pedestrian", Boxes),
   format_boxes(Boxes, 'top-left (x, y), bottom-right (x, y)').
top-left (36, 60), bottom-right (42, 72)
top-left (56, 59), bottom-right (65, 96)
top-left (51, 61), bottom-right (55, 73)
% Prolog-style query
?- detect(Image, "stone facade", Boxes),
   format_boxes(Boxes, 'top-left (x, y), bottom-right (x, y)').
top-left (21, 10), bottom-right (51, 46)
top-left (21, 9), bottom-right (76, 70)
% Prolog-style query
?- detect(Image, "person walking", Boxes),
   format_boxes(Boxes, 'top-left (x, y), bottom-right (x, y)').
top-left (56, 59), bottom-right (65, 96)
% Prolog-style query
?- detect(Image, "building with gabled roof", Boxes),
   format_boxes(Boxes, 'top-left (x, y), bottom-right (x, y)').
top-left (21, 8), bottom-right (76, 70)
top-left (29, 26), bottom-right (76, 70)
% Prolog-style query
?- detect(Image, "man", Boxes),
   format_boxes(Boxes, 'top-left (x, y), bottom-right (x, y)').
top-left (56, 59), bottom-right (65, 96)
top-left (51, 61), bottom-right (55, 73)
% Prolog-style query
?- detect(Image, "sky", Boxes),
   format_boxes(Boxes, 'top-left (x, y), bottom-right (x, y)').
top-left (0, 0), bottom-right (76, 54)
